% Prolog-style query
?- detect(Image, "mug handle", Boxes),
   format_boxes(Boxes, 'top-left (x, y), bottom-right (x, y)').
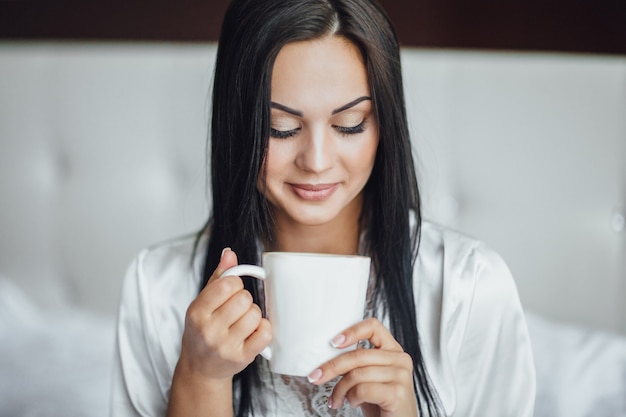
top-left (220, 265), bottom-right (272, 361)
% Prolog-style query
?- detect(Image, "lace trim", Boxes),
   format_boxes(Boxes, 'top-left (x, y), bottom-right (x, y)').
top-left (258, 359), bottom-right (364, 417)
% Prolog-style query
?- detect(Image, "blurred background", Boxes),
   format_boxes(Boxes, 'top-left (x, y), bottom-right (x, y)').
top-left (0, 1), bottom-right (625, 416)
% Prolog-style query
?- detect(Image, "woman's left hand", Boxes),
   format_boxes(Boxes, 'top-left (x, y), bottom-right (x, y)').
top-left (307, 317), bottom-right (419, 417)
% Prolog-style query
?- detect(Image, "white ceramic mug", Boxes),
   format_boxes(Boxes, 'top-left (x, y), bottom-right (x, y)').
top-left (221, 252), bottom-right (371, 376)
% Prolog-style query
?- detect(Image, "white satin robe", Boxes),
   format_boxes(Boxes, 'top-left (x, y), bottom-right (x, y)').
top-left (110, 221), bottom-right (536, 416)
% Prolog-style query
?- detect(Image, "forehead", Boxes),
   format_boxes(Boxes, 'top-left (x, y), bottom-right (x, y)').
top-left (271, 36), bottom-right (370, 110)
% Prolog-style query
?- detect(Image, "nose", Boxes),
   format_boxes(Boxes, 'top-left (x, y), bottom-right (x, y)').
top-left (295, 126), bottom-right (333, 173)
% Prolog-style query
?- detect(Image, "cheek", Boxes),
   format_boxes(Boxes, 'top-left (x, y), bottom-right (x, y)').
top-left (356, 134), bottom-right (379, 173)
top-left (261, 143), bottom-right (290, 191)
top-left (265, 140), bottom-right (297, 174)
top-left (257, 150), bottom-right (276, 195)
top-left (262, 149), bottom-right (279, 182)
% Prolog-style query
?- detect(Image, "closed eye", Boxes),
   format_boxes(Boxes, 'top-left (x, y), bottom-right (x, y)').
top-left (333, 120), bottom-right (366, 136)
top-left (270, 127), bottom-right (300, 139)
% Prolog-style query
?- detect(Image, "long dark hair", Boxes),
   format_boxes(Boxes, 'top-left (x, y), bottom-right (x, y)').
top-left (200, 0), bottom-right (442, 415)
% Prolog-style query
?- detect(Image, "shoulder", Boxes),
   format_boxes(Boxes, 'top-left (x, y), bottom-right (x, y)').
top-left (418, 220), bottom-right (523, 324)
top-left (415, 220), bottom-right (520, 332)
top-left (133, 234), bottom-right (205, 289)
top-left (416, 220), bottom-right (515, 298)
top-left (119, 233), bottom-right (207, 331)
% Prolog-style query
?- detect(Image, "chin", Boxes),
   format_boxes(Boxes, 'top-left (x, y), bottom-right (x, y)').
top-left (290, 213), bottom-right (339, 227)
top-left (282, 205), bottom-right (344, 227)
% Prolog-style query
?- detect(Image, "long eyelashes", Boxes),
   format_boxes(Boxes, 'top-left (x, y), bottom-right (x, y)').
top-left (270, 120), bottom-right (366, 139)
top-left (334, 120), bottom-right (366, 136)
top-left (270, 127), bottom-right (300, 139)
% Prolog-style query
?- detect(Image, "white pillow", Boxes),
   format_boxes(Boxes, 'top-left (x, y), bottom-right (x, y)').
top-left (527, 312), bottom-right (626, 417)
top-left (0, 278), bottom-right (115, 417)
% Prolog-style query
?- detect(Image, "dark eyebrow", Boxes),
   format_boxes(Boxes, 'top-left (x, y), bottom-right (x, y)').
top-left (270, 102), bottom-right (303, 117)
top-left (331, 96), bottom-right (372, 115)
top-left (270, 96), bottom-right (372, 117)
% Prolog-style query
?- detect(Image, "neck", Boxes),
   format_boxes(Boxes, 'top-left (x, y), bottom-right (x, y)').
top-left (268, 197), bottom-right (363, 255)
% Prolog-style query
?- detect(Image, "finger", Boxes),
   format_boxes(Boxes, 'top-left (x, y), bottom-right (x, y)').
top-left (329, 364), bottom-right (413, 409)
top-left (243, 318), bottom-right (273, 357)
top-left (310, 347), bottom-right (409, 385)
top-left (340, 381), bottom-right (413, 412)
top-left (211, 288), bottom-right (255, 328)
top-left (193, 248), bottom-right (242, 312)
top-left (190, 275), bottom-right (243, 317)
top-left (208, 247), bottom-right (239, 283)
top-left (332, 317), bottom-right (403, 352)
top-left (228, 301), bottom-right (263, 341)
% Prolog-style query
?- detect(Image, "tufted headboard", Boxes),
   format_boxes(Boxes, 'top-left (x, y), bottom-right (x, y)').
top-left (1, 42), bottom-right (625, 334)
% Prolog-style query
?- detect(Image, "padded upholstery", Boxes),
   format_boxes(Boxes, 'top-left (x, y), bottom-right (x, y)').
top-left (0, 43), bottom-right (212, 311)
top-left (0, 42), bottom-right (624, 334)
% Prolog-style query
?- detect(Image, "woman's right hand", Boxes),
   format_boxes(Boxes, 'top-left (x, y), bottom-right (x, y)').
top-left (167, 248), bottom-right (272, 417)
top-left (178, 247), bottom-right (273, 381)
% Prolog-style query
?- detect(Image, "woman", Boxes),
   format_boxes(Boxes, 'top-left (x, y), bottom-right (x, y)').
top-left (111, 0), bottom-right (536, 416)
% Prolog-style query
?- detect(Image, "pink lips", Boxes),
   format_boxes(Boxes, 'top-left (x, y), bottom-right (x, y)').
top-left (289, 183), bottom-right (339, 201)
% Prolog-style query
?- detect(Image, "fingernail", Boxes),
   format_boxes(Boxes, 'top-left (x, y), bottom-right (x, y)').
top-left (220, 247), bottom-right (231, 259)
top-left (327, 396), bottom-right (333, 409)
top-left (307, 368), bottom-right (322, 383)
top-left (330, 334), bottom-right (346, 348)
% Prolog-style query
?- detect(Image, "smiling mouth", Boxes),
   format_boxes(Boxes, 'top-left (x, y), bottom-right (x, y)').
top-left (288, 183), bottom-right (339, 201)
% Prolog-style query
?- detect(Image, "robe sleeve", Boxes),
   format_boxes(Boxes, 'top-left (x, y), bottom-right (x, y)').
top-left (110, 250), bottom-right (169, 417)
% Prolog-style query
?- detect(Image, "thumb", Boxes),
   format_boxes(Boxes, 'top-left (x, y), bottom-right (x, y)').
top-left (209, 247), bottom-right (239, 283)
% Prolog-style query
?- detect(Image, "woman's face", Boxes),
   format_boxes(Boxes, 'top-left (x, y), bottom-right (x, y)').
top-left (261, 36), bottom-right (379, 228)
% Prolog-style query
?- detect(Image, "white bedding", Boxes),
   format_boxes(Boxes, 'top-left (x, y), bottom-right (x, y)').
top-left (527, 312), bottom-right (626, 416)
top-left (0, 279), bottom-right (114, 417)
top-left (0, 278), bottom-right (624, 417)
